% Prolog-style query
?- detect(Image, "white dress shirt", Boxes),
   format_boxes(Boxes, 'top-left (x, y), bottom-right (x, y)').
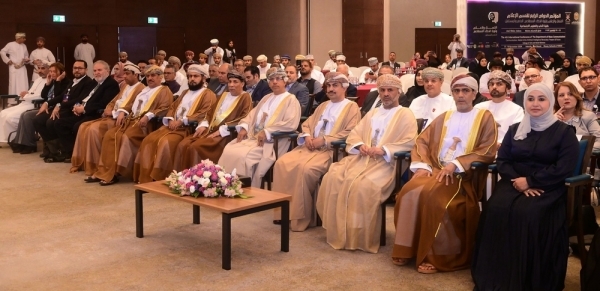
top-left (409, 93), bottom-right (456, 128)
top-left (348, 105), bottom-right (401, 163)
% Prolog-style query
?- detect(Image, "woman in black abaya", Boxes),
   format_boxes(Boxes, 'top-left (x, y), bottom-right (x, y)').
top-left (471, 83), bottom-right (579, 291)
top-left (399, 67), bottom-right (426, 107)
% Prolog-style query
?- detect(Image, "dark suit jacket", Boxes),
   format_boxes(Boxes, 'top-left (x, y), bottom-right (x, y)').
top-left (513, 90), bottom-right (525, 108)
top-left (47, 75), bottom-right (96, 113)
top-left (315, 84), bottom-right (357, 103)
top-left (288, 82), bottom-right (309, 109)
top-left (246, 79), bottom-right (272, 101)
top-left (448, 58), bottom-right (470, 69)
top-left (41, 78), bottom-right (71, 103)
top-left (381, 61), bottom-right (400, 70)
top-left (361, 90), bottom-right (379, 117)
top-left (82, 77), bottom-right (121, 117)
top-left (468, 58), bottom-right (480, 72)
top-left (207, 78), bottom-right (222, 92)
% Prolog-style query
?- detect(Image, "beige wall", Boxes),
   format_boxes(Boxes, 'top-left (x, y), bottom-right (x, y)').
top-left (246, 0), bottom-right (306, 63)
top-left (248, 0), bottom-right (596, 65)
top-left (308, 0), bottom-right (343, 68)
top-left (388, 0), bottom-right (458, 63)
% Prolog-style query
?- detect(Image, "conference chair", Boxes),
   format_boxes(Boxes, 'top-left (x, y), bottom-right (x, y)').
top-left (442, 70), bottom-right (453, 84)
top-left (488, 135), bottom-right (595, 268)
top-left (441, 82), bottom-right (452, 95)
top-left (260, 130), bottom-right (298, 190)
top-left (0, 94), bottom-right (19, 109)
top-left (399, 74), bottom-right (415, 92)
top-left (452, 67), bottom-right (469, 78)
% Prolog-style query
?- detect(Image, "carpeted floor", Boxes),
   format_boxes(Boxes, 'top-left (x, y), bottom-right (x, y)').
top-left (0, 145), bottom-right (584, 290)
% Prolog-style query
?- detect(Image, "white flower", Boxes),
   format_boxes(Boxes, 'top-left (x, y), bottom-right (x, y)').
top-left (231, 168), bottom-right (237, 177)
top-left (189, 185), bottom-right (196, 193)
top-left (224, 173), bottom-right (231, 179)
top-left (224, 188), bottom-right (236, 197)
top-left (200, 178), bottom-right (210, 188)
top-left (204, 187), bottom-right (217, 197)
top-left (203, 171), bottom-right (212, 178)
top-left (220, 177), bottom-right (228, 186)
top-left (217, 171), bottom-right (225, 178)
top-left (192, 175), bottom-right (200, 182)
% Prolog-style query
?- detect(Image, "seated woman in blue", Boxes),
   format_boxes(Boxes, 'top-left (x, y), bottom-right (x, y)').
top-left (471, 83), bottom-right (580, 291)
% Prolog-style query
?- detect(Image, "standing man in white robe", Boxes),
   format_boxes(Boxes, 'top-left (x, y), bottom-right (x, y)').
top-left (447, 34), bottom-right (467, 60)
top-left (204, 39), bottom-right (224, 65)
top-left (74, 34), bottom-right (95, 77)
top-left (1, 32), bottom-right (29, 95)
top-left (29, 37), bottom-right (55, 82)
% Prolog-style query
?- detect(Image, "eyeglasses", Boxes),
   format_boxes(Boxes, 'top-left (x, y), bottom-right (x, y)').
top-left (73, 67), bottom-right (85, 70)
top-left (268, 77), bottom-right (285, 82)
top-left (452, 88), bottom-right (473, 94)
top-left (580, 75), bottom-right (598, 82)
top-left (523, 74), bottom-right (539, 81)
top-left (576, 63), bottom-right (588, 67)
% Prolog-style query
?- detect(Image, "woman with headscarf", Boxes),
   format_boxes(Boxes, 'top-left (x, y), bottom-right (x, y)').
top-left (223, 40), bottom-right (236, 65)
top-left (548, 53), bottom-right (564, 71)
top-left (399, 67), bottom-right (426, 107)
top-left (472, 57), bottom-right (489, 79)
top-left (502, 54), bottom-right (517, 79)
top-left (471, 83), bottom-right (579, 291)
top-left (556, 58), bottom-right (578, 82)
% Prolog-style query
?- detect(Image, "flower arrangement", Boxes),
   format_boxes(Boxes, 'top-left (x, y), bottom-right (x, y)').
top-left (165, 159), bottom-right (247, 198)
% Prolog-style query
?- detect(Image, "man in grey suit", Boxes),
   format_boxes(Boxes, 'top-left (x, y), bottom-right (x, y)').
top-left (207, 63), bottom-right (230, 95)
top-left (284, 65), bottom-right (309, 112)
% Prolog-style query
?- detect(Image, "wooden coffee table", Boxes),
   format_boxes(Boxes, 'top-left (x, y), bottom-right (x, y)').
top-left (134, 181), bottom-right (291, 270)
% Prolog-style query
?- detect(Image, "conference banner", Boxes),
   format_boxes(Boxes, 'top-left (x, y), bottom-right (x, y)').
top-left (466, 1), bottom-right (583, 59)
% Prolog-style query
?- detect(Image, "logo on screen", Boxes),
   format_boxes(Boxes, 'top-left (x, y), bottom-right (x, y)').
top-left (565, 12), bottom-right (571, 24)
top-left (574, 12), bottom-right (580, 21)
top-left (488, 12), bottom-right (499, 23)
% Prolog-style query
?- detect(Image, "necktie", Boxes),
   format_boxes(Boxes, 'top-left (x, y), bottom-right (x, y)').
top-left (375, 99), bottom-right (382, 108)
top-left (82, 83), bottom-right (101, 105)
top-left (216, 84), bottom-right (225, 94)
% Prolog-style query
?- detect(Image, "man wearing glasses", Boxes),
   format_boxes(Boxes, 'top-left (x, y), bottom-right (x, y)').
top-left (218, 68), bottom-right (301, 188)
top-left (33, 60), bottom-right (96, 162)
top-left (578, 67), bottom-right (600, 111)
top-left (513, 68), bottom-right (543, 108)
top-left (565, 56), bottom-right (593, 93)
